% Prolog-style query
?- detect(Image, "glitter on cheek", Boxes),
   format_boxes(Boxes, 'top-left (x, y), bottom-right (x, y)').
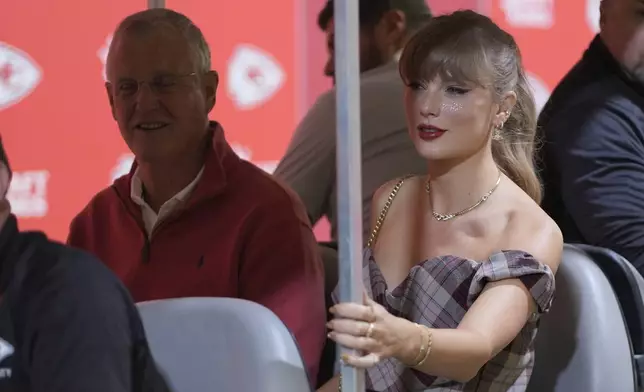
top-left (441, 102), bottom-right (463, 113)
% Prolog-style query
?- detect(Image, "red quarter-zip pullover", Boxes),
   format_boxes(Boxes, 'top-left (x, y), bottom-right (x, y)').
top-left (67, 124), bottom-right (325, 382)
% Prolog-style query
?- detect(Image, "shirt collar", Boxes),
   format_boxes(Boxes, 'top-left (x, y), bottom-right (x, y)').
top-left (113, 121), bottom-right (233, 215)
top-left (130, 166), bottom-right (205, 207)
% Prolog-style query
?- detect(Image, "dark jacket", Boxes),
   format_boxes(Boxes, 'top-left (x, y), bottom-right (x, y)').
top-left (0, 215), bottom-right (169, 392)
top-left (538, 35), bottom-right (644, 273)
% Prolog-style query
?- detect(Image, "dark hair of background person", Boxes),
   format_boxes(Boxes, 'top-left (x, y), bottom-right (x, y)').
top-left (317, 0), bottom-right (432, 32)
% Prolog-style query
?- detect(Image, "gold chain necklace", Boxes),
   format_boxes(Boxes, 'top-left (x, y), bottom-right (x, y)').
top-left (425, 173), bottom-right (502, 221)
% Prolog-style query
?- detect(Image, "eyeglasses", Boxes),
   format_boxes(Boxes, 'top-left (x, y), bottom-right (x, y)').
top-left (110, 72), bottom-right (197, 97)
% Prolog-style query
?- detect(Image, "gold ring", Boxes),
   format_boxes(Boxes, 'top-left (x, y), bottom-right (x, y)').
top-left (366, 322), bottom-right (375, 338)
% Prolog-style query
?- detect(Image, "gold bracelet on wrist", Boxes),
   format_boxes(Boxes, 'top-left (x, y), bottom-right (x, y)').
top-left (416, 325), bottom-right (433, 366)
top-left (406, 323), bottom-right (427, 366)
top-left (407, 323), bottom-right (433, 367)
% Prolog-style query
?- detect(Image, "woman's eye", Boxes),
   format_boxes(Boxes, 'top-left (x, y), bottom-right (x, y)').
top-left (446, 86), bottom-right (469, 95)
top-left (407, 81), bottom-right (426, 90)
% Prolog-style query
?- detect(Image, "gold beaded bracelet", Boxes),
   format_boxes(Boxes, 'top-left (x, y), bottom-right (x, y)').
top-left (406, 323), bottom-right (433, 367)
top-left (338, 324), bottom-right (433, 391)
top-left (407, 323), bottom-right (427, 365)
top-left (416, 324), bottom-right (433, 367)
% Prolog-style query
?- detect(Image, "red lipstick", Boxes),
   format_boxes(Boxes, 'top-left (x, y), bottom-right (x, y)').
top-left (417, 124), bottom-right (447, 141)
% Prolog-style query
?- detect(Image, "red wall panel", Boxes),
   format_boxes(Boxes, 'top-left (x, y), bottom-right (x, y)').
top-left (0, 0), bottom-right (591, 242)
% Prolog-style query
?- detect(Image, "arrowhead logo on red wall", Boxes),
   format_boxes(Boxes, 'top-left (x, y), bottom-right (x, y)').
top-left (0, 42), bottom-right (42, 111)
top-left (226, 44), bottom-right (285, 110)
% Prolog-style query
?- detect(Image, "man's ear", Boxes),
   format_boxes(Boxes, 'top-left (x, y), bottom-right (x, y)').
top-left (0, 163), bottom-right (11, 200)
top-left (600, 0), bottom-right (607, 27)
top-left (376, 10), bottom-right (406, 46)
top-left (105, 82), bottom-right (117, 121)
top-left (203, 70), bottom-right (219, 114)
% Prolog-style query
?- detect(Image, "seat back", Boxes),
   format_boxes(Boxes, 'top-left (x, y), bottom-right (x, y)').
top-left (317, 243), bottom-right (339, 387)
top-left (573, 243), bottom-right (644, 387)
top-left (527, 244), bottom-right (636, 392)
top-left (137, 297), bottom-right (312, 392)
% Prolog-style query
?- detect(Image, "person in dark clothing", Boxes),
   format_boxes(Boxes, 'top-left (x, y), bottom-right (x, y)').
top-left (0, 136), bottom-right (169, 391)
top-left (537, 0), bottom-right (644, 274)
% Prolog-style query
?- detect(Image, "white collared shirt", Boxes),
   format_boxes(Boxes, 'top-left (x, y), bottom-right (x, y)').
top-left (130, 167), bottom-right (204, 237)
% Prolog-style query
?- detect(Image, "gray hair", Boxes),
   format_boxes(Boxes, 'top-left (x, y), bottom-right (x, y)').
top-left (108, 9), bottom-right (211, 76)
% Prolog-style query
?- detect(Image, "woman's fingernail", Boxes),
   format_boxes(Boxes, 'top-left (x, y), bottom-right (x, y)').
top-left (329, 306), bottom-right (336, 314)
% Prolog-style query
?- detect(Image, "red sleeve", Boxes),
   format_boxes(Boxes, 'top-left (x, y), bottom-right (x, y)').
top-left (238, 196), bottom-right (326, 384)
top-left (67, 214), bottom-right (87, 248)
top-left (66, 191), bottom-right (106, 251)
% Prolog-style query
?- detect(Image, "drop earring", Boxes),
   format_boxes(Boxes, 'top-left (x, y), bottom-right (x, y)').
top-left (493, 110), bottom-right (511, 141)
top-left (492, 121), bottom-right (504, 141)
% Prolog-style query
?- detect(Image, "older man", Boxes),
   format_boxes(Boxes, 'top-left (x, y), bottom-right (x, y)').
top-left (67, 9), bottom-right (325, 381)
top-left (538, 0), bottom-right (644, 274)
top-left (0, 137), bottom-right (169, 391)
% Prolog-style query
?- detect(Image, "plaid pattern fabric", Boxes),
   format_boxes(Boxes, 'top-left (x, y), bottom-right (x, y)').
top-left (334, 248), bottom-right (555, 392)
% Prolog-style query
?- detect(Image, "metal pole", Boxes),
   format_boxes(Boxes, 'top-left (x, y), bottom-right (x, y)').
top-left (334, 0), bottom-right (364, 391)
top-left (147, 0), bottom-right (165, 8)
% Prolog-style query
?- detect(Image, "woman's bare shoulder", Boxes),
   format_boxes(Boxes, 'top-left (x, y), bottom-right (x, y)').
top-left (503, 192), bottom-right (563, 272)
top-left (372, 176), bottom-right (421, 213)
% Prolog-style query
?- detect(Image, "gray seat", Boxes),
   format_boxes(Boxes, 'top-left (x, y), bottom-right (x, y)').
top-left (317, 242), bottom-right (339, 387)
top-left (573, 244), bottom-right (644, 388)
top-left (137, 297), bottom-right (312, 392)
top-left (527, 244), bottom-right (637, 392)
top-left (624, 261), bottom-right (644, 299)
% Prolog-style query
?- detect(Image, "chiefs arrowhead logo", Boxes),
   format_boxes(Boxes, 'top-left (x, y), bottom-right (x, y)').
top-left (526, 72), bottom-right (551, 114)
top-left (0, 42), bottom-right (42, 111)
top-left (227, 44), bottom-right (285, 110)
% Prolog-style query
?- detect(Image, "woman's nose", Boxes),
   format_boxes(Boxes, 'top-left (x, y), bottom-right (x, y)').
top-left (420, 93), bottom-right (441, 117)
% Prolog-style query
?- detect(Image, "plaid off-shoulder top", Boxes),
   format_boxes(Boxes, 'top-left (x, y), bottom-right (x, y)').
top-left (334, 178), bottom-right (556, 392)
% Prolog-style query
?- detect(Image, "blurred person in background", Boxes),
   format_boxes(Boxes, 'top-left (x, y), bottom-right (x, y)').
top-left (319, 10), bottom-right (561, 392)
top-left (538, 0), bottom-right (644, 273)
top-left (0, 137), bottom-right (169, 392)
top-left (274, 0), bottom-right (431, 288)
top-left (276, 0), bottom-right (431, 245)
top-left (66, 9), bottom-right (325, 383)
